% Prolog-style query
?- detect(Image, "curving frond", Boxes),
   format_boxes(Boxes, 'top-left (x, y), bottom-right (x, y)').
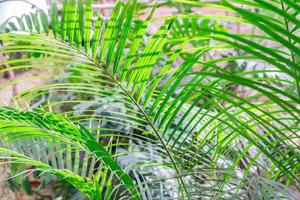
top-left (0, 107), bottom-right (140, 199)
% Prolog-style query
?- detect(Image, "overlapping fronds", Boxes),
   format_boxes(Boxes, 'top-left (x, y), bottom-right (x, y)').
top-left (0, 0), bottom-right (299, 199)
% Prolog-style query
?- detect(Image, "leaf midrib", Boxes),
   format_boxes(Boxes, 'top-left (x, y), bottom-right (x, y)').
top-left (62, 37), bottom-right (191, 199)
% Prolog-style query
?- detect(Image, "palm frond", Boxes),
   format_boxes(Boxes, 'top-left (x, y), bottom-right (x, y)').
top-left (0, 0), bottom-right (299, 199)
top-left (0, 107), bottom-right (140, 199)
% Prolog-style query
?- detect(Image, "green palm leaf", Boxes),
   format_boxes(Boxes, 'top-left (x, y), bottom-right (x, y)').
top-left (0, 107), bottom-right (140, 199)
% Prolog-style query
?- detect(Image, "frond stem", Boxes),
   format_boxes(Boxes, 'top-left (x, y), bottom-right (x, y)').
top-left (68, 45), bottom-right (192, 200)
top-left (280, 0), bottom-right (300, 98)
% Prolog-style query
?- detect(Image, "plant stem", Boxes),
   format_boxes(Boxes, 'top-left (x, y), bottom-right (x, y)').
top-left (280, 0), bottom-right (300, 98)
top-left (80, 51), bottom-right (191, 200)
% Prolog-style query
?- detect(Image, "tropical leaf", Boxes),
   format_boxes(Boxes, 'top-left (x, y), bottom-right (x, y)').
top-left (0, 107), bottom-right (140, 199)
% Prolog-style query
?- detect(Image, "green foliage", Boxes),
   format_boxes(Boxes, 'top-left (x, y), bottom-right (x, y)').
top-left (0, 0), bottom-right (299, 199)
